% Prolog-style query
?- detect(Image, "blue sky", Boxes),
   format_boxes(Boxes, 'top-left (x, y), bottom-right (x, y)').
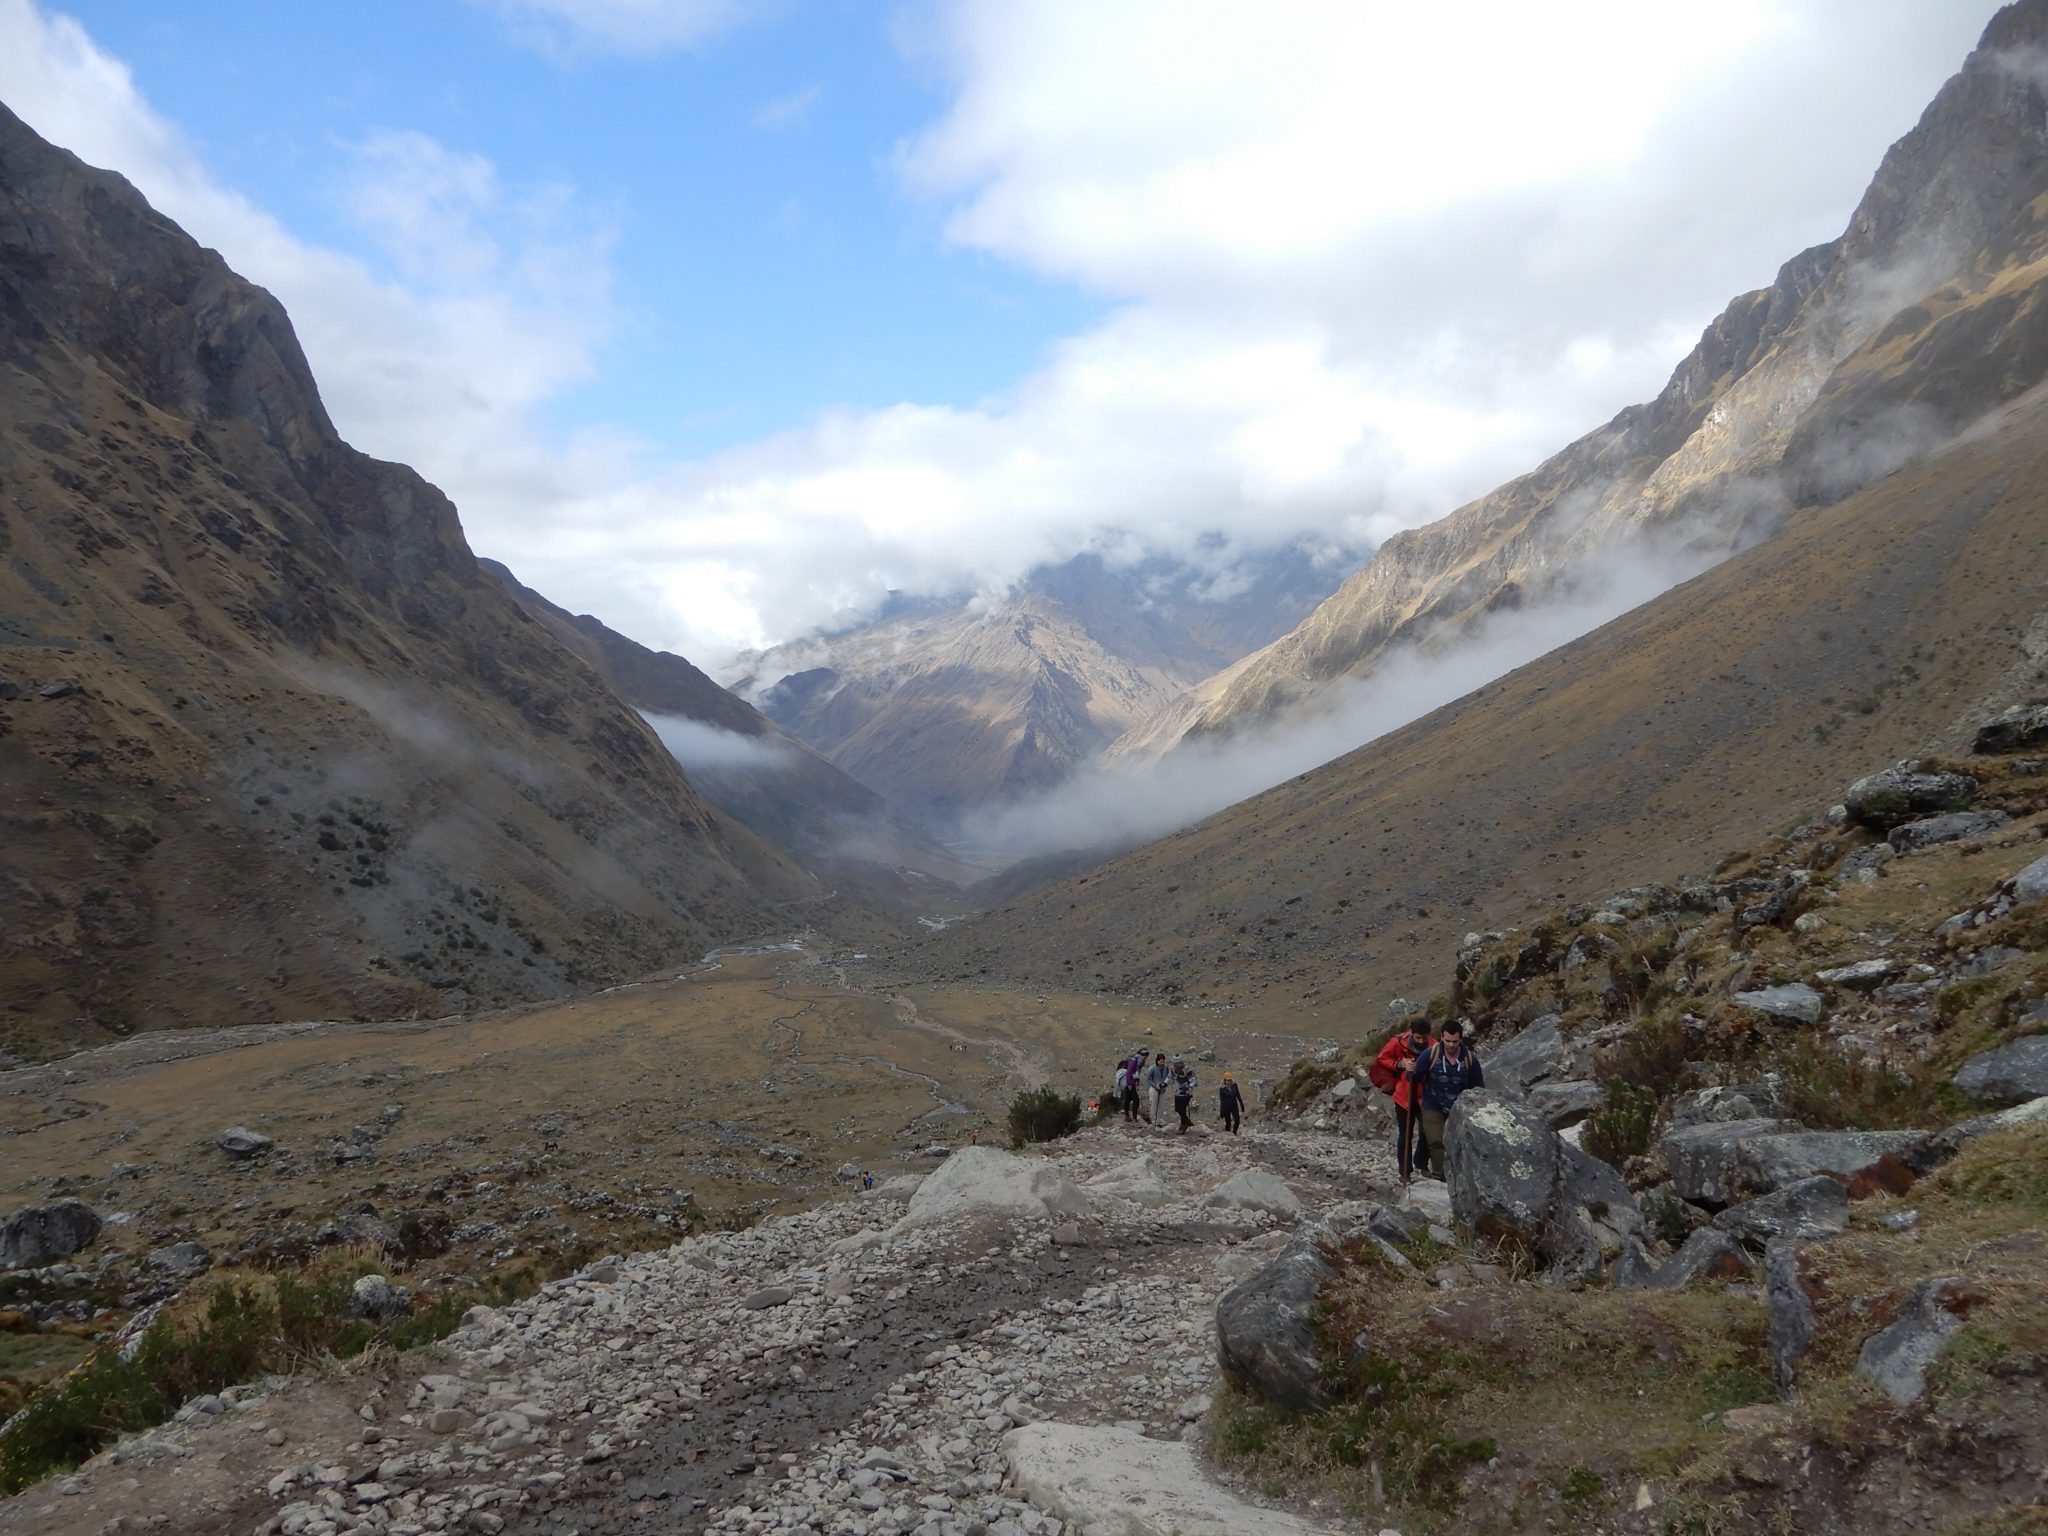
top-left (0, 0), bottom-right (2010, 665)
top-left (59, 0), bottom-right (1104, 457)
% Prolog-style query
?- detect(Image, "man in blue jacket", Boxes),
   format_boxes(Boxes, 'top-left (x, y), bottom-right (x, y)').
top-left (1408, 1018), bottom-right (1483, 1180)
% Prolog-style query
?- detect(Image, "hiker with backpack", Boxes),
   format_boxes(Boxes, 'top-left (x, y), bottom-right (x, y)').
top-left (1371, 1018), bottom-right (1434, 1183)
top-left (1408, 1018), bottom-right (1483, 1180)
top-left (1217, 1072), bottom-right (1244, 1135)
top-left (1123, 1050), bottom-right (1150, 1121)
top-left (1171, 1057), bottom-right (1196, 1133)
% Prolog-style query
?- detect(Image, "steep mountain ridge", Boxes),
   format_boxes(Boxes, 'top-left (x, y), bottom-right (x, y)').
top-left (733, 549), bottom-right (1340, 828)
top-left (482, 560), bottom-right (977, 894)
top-left (1128, 0), bottom-right (2048, 758)
top-left (0, 103), bottom-right (830, 1056)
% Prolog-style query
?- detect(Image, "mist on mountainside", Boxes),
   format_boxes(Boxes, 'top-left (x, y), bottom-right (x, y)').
top-left (641, 712), bottom-right (798, 774)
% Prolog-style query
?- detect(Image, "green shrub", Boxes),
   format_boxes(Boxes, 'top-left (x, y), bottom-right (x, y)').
top-left (1583, 1080), bottom-right (1662, 1166)
top-left (1267, 1059), bottom-right (1344, 1111)
top-left (1006, 1085), bottom-right (1084, 1148)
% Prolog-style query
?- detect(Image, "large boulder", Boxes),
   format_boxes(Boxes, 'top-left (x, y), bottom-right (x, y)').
top-left (1485, 1014), bottom-right (1580, 1096)
top-left (0, 1201), bottom-right (103, 1270)
top-left (1889, 810), bottom-right (2012, 853)
top-left (1973, 704), bottom-right (2048, 754)
top-left (1764, 1240), bottom-right (1818, 1397)
top-left (1856, 1277), bottom-right (1985, 1405)
top-left (1933, 1095), bottom-right (2048, 1156)
top-left (1446, 1092), bottom-right (1641, 1273)
top-left (1952, 1037), bottom-right (2048, 1106)
top-left (1003, 1421), bottom-right (1326, 1536)
top-left (1843, 765), bottom-right (1979, 832)
top-left (1663, 1118), bottom-right (1798, 1205)
top-left (1215, 1228), bottom-right (1333, 1411)
top-left (1670, 1084), bottom-right (1786, 1126)
top-left (898, 1146), bottom-right (1092, 1229)
top-left (1200, 1169), bottom-right (1303, 1222)
top-left (215, 1126), bottom-right (274, 1160)
top-left (1714, 1176), bottom-right (1849, 1249)
top-left (1527, 1079), bottom-right (1602, 1129)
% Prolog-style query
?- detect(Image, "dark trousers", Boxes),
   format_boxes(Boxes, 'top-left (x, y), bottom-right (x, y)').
top-left (1396, 1104), bottom-right (1430, 1179)
top-left (1121, 1086), bottom-right (1139, 1119)
top-left (1174, 1095), bottom-right (1192, 1131)
top-left (1222, 1108), bottom-right (1241, 1134)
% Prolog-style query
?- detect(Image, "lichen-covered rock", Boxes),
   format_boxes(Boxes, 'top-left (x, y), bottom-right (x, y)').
top-left (1888, 809), bottom-right (2012, 853)
top-left (1732, 984), bottom-right (1824, 1025)
top-left (1215, 1228), bottom-right (1333, 1412)
top-left (1446, 1092), bottom-right (1641, 1273)
top-left (1663, 1118), bottom-right (1799, 1205)
top-left (1714, 1175), bottom-right (1849, 1248)
top-left (1843, 764), bottom-right (1979, 831)
top-left (899, 1146), bottom-right (1092, 1229)
top-left (1486, 1014), bottom-right (1579, 1095)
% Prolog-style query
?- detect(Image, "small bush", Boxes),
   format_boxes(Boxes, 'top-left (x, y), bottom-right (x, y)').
top-left (1006, 1085), bottom-right (1084, 1148)
top-left (1267, 1059), bottom-right (1345, 1111)
top-left (1776, 1036), bottom-right (1946, 1131)
top-left (1583, 1080), bottom-right (1662, 1165)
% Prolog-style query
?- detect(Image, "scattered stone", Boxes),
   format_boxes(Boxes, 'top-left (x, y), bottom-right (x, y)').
top-left (215, 1126), bottom-right (273, 1160)
top-left (1814, 958), bottom-right (1904, 991)
top-left (1856, 1277), bottom-right (1985, 1405)
top-left (37, 678), bottom-right (80, 699)
top-left (1003, 1421), bottom-right (1327, 1536)
top-left (1732, 984), bottom-right (1823, 1025)
top-left (1199, 1170), bottom-right (1303, 1222)
top-left (1952, 1037), bottom-right (2048, 1106)
top-left (740, 1286), bottom-right (794, 1310)
top-left (1087, 1156), bottom-right (1175, 1208)
top-left (0, 1200), bottom-right (103, 1270)
top-left (143, 1241), bottom-right (213, 1280)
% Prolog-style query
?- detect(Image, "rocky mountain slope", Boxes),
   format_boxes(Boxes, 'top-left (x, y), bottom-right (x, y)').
top-left (732, 550), bottom-right (1339, 832)
top-left (482, 561), bottom-right (976, 898)
top-left (0, 103), bottom-right (835, 1058)
top-left (1122, 0), bottom-right (2048, 762)
top-left (903, 373), bottom-right (2048, 1013)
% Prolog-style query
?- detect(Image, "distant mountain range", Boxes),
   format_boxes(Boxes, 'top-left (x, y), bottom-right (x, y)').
top-left (730, 548), bottom-right (1341, 830)
top-left (903, 0), bottom-right (2048, 1005)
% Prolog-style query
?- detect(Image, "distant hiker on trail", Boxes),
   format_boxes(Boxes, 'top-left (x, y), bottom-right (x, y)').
top-left (1408, 1017), bottom-right (1483, 1181)
top-left (861, 1170), bottom-right (874, 1191)
top-left (1113, 1060), bottom-right (1133, 1119)
top-left (1372, 1017), bottom-right (1434, 1184)
top-left (1171, 1056), bottom-right (1196, 1133)
top-left (1218, 1071), bottom-right (1244, 1135)
top-left (1124, 1050), bottom-right (1151, 1121)
top-left (1145, 1054), bottom-right (1174, 1130)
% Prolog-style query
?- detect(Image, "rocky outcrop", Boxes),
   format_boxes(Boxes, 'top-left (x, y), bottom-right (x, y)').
top-left (1889, 810), bottom-right (2011, 853)
top-left (1856, 1277), bottom-right (1985, 1405)
top-left (1974, 704), bottom-right (2048, 754)
top-left (1714, 1176), bottom-right (1850, 1249)
top-left (1664, 1122), bottom-right (1930, 1206)
top-left (0, 1200), bottom-right (102, 1269)
top-left (1843, 766), bottom-right (1980, 832)
top-left (1215, 1228), bottom-right (1334, 1412)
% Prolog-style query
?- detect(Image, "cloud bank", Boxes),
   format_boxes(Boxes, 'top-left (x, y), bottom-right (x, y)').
top-left (640, 714), bottom-right (796, 774)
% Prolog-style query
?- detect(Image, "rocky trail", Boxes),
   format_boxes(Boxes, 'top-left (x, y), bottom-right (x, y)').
top-left (0, 1118), bottom-right (1400, 1536)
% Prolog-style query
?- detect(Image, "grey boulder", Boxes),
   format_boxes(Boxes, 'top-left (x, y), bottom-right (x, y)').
top-left (216, 1126), bottom-right (274, 1159)
top-left (1663, 1118), bottom-right (1799, 1205)
top-left (1843, 765), bottom-right (1978, 832)
top-left (1670, 1083), bottom-right (1785, 1126)
top-left (1888, 810), bottom-right (2012, 853)
top-left (1215, 1228), bottom-right (1333, 1412)
top-left (1856, 1276), bottom-right (1984, 1405)
top-left (1952, 1036), bottom-right (2048, 1106)
top-left (0, 1201), bottom-right (103, 1270)
top-left (1732, 984), bottom-right (1823, 1025)
top-left (1974, 704), bottom-right (2048, 754)
top-left (1645, 1228), bottom-right (1750, 1290)
top-left (1714, 1176), bottom-right (1849, 1248)
top-left (349, 1273), bottom-right (408, 1321)
top-left (1665, 1121), bottom-right (1930, 1205)
top-left (1485, 1014), bottom-right (1581, 1096)
top-left (1446, 1092), bottom-right (1641, 1274)
top-left (1527, 1079), bottom-right (1603, 1129)
top-left (1764, 1240), bottom-right (1818, 1397)
top-left (144, 1241), bottom-right (213, 1280)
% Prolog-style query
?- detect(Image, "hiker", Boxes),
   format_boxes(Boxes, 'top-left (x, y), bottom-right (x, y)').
top-left (1172, 1057), bottom-right (1196, 1133)
top-left (861, 1170), bottom-right (874, 1191)
top-left (1371, 1017), bottom-right (1434, 1184)
top-left (1124, 1050), bottom-right (1151, 1121)
top-left (1145, 1053), bottom-right (1174, 1130)
top-left (1113, 1059), bottom-right (1132, 1119)
top-left (1218, 1071), bottom-right (1244, 1135)
top-left (1408, 1017), bottom-right (1483, 1180)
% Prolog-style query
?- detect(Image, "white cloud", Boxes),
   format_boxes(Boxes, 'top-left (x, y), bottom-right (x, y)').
top-left (641, 713), bottom-right (795, 773)
top-left (475, 0), bottom-right (766, 58)
top-left (751, 83), bottom-right (822, 131)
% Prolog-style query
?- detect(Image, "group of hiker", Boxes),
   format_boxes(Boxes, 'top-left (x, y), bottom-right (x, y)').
top-left (1110, 1049), bottom-right (1245, 1135)
top-left (1370, 1014), bottom-right (1483, 1184)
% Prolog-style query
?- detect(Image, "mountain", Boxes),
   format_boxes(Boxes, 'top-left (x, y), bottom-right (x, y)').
top-left (732, 547), bottom-right (1341, 830)
top-left (481, 559), bottom-right (977, 895)
top-left (1124, 0), bottom-right (2048, 761)
top-left (901, 4), bottom-right (2048, 1010)
top-left (0, 103), bottom-right (836, 1057)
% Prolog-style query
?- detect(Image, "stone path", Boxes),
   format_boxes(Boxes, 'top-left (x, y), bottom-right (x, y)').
top-left (0, 1118), bottom-right (1402, 1536)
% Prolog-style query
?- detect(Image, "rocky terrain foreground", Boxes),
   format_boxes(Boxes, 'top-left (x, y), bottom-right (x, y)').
top-left (0, 1121), bottom-right (1398, 1536)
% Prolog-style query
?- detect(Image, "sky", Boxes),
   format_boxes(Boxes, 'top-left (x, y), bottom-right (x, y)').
top-left (0, 0), bottom-right (2009, 674)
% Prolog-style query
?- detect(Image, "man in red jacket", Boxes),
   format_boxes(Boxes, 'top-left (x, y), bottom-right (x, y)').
top-left (1372, 1018), bottom-right (1433, 1184)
